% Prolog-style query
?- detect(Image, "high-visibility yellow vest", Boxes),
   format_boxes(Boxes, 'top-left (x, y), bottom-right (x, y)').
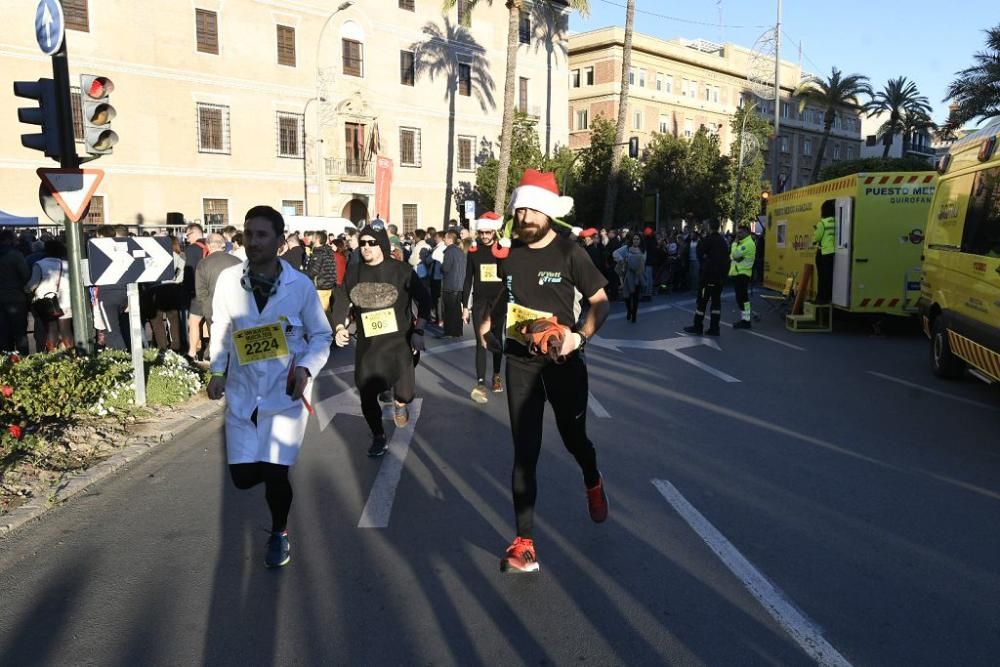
top-left (814, 217), bottom-right (835, 255)
top-left (728, 236), bottom-right (756, 277)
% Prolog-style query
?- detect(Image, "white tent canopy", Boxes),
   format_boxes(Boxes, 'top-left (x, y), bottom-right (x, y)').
top-left (0, 210), bottom-right (39, 227)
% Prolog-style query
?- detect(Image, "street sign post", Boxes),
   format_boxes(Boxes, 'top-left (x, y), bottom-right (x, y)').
top-left (37, 168), bottom-right (104, 222)
top-left (87, 236), bottom-right (174, 407)
top-left (464, 200), bottom-right (475, 221)
top-left (34, 0), bottom-right (64, 56)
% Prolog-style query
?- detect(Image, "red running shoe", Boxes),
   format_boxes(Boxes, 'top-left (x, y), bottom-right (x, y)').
top-left (500, 536), bottom-right (539, 574)
top-left (586, 476), bottom-right (609, 523)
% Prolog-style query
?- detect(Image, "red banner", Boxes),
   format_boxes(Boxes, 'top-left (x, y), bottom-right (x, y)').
top-left (374, 156), bottom-right (393, 222)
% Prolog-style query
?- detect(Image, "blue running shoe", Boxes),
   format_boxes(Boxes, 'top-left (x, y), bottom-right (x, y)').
top-left (265, 530), bottom-right (290, 568)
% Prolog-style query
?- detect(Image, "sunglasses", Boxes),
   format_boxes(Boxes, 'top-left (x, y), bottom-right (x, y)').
top-left (358, 239), bottom-right (380, 247)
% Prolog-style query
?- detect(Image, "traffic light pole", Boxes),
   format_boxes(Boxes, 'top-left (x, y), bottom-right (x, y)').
top-left (51, 35), bottom-right (94, 353)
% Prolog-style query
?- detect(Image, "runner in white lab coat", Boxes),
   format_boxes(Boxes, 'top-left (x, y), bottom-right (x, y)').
top-left (207, 205), bottom-right (332, 568)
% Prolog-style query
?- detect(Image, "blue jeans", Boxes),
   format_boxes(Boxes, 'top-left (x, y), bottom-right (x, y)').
top-left (0, 301), bottom-right (29, 355)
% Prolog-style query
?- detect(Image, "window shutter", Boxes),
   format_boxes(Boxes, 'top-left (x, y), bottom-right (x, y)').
top-left (196, 9), bottom-right (219, 55)
top-left (277, 26), bottom-right (296, 67)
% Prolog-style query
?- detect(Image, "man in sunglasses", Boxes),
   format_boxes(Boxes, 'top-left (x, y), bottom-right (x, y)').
top-left (332, 222), bottom-right (432, 457)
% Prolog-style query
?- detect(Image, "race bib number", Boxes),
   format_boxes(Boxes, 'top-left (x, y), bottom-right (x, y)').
top-left (505, 303), bottom-right (553, 345)
top-left (361, 308), bottom-right (398, 337)
top-left (480, 263), bottom-right (500, 282)
top-left (233, 323), bottom-right (288, 366)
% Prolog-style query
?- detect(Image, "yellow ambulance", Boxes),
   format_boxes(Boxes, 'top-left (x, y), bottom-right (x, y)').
top-left (764, 171), bottom-right (937, 316)
top-left (919, 116), bottom-right (1000, 383)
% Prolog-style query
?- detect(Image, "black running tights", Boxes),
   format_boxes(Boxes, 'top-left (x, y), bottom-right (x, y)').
top-left (229, 462), bottom-right (292, 533)
top-left (505, 355), bottom-right (600, 539)
top-left (473, 302), bottom-right (502, 382)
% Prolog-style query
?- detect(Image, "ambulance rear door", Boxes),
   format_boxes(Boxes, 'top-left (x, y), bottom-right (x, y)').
top-left (833, 197), bottom-right (854, 307)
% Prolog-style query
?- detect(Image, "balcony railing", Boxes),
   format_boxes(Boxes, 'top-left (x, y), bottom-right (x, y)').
top-left (325, 158), bottom-right (373, 181)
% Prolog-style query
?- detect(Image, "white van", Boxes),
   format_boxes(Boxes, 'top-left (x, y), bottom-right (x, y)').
top-left (283, 215), bottom-right (358, 238)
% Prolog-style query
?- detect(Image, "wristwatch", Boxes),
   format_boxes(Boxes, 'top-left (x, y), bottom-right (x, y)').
top-left (575, 331), bottom-right (589, 349)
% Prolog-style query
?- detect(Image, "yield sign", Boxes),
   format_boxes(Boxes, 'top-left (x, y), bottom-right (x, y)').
top-left (37, 168), bottom-right (104, 222)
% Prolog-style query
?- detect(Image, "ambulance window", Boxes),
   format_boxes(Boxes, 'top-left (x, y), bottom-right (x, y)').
top-left (962, 167), bottom-right (1000, 257)
top-left (776, 222), bottom-right (787, 247)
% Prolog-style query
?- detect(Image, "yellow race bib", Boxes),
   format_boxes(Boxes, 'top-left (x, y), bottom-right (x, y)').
top-left (232, 323), bottom-right (289, 365)
top-left (361, 307), bottom-right (398, 337)
top-left (480, 263), bottom-right (500, 282)
top-left (505, 302), bottom-right (553, 345)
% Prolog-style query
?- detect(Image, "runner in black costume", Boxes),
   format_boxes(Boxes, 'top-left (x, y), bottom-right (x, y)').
top-left (331, 224), bottom-right (432, 457)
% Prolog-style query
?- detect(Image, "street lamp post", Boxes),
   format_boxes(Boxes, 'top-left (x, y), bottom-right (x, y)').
top-left (302, 96), bottom-right (325, 215)
top-left (314, 0), bottom-right (356, 217)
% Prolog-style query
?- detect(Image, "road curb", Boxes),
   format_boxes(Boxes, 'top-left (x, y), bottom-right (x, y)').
top-left (0, 398), bottom-right (224, 538)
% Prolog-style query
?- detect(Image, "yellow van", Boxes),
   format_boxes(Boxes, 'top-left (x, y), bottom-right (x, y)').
top-left (919, 116), bottom-right (1000, 383)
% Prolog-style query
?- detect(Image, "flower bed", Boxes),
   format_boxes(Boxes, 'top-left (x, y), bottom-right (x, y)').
top-left (0, 349), bottom-right (206, 514)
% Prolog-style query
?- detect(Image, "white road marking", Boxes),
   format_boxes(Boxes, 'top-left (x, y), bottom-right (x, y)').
top-left (867, 371), bottom-right (1000, 412)
top-left (358, 399), bottom-right (423, 529)
top-left (591, 334), bottom-right (740, 383)
top-left (652, 479), bottom-right (854, 667)
top-left (608, 303), bottom-right (673, 320)
top-left (588, 392), bottom-right (611, 418)
top-left (320, 338), bottom-right (477, 377)
top-left (673, 305), bottom-right (806, 351)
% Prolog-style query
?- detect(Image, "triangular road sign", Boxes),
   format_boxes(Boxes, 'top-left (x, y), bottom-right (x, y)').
top-left (37, 168), bottom-right (104, 222)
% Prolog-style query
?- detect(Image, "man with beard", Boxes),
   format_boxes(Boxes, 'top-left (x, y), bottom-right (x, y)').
top-left (478, 169), bottom-right (611, 574)
top-left (463, 212), bottom-right (505, 402)
top-left (331, 223), bottom-right (432, 457)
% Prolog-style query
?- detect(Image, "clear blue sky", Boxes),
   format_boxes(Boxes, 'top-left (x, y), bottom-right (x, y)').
top-left (569, 0), bottom-right (997, 126)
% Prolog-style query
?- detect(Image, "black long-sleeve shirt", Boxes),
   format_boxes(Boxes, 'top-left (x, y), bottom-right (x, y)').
top-left (461, 243), bottom-right (504, 308)
top-left (330, 258), bottom-right (432, 344)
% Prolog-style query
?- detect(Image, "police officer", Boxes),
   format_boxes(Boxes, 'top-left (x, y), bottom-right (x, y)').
top-left (814, 199), bottom-right (836, 304)
top-left (683, 218), bottom-right (730, 336)
top-left (730, 224), bottom-right (757, 329)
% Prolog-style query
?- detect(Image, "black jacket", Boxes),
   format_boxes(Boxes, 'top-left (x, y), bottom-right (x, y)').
top-left (697, 232), bottom-right (730, 282)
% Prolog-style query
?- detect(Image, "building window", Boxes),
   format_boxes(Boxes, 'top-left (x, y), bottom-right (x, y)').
top-left (656, 73), bottom-right (663, 92)
top-left (343, 39), bottom-right (363, 77)
top-left (575, 109), bottom-right (589, 131)
top-left (665, 75), bottom-right (673, 94)
top-left (519, 11), bottom-right (530, 44)
top-left (203, 199), bottom-right (229, 227)
top-left (571, 69), bottom-right (580, 88)
top-left (639, 69), bottom-right (646, 88)
top-left (399, 0), bottom-right (415, 10)
top-left (833, 143), bottom-right (841, 160)
top-left (277, 112), bottom-right (303, 158)
top-left (63, 0), bottom-right (89, 32)
top-left (780, 135), bottom-right (790, 153)
top-left (710, 86), bottom-right (720, 103)
top-left (961, 166), bottom-right (1000, 256)
top-left (197, 103), bottom-right (230, 154)
top-left (458, 63), bottom-right (472, 96)
top-left (519, 77), bottom-right (528, 112)
top-left (865, 134), bottom-right (878, 146)
top-left (282, 200), bottom-right (304, 216)
top-left (196, 9), bottom-right (219, 55)
top-left (585, 66), bottom-right (594, 86)
top-left (83, 195), bottom-right (104, 225)
top-left (628, 68), bottom-right (635, 86)
top-left (402, 204), bottom-right (419, 233)
top-left (633, 111), bottom-right (642, 130)
top-left (400, 127), bottom-right (421, 167)
top-left (457, 0), bottom-right (471, 27)
top-left (457, 135), bottom-right (475, 171)
top-left (803, 137), bottom-right (812, 156)
top-left (400, 50), bottom-right (415, 86)
top-left (276, 25), bottom-right (296, 67)
top-left (684, 118), bottom-right (693, 138)
top-left (70, 87), bottom-right (83, 142)
top-left (659, 115), bottom-right (670, 134)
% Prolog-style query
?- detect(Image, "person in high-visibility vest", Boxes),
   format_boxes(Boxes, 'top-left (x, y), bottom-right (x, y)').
top-left (814, 199), bottom-right (836, 304)
top-left (729, 224), bottom-right (756, 329)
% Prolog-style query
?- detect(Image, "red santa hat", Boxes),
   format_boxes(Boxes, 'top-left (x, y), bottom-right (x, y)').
top-left (507, 169), bottom-right (574, 219)
top-left (475, 211), bottom-right (502, 231)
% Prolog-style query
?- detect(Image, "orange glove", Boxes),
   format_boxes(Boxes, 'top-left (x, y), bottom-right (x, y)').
top-left (522, 316), bottom-right (571, 363)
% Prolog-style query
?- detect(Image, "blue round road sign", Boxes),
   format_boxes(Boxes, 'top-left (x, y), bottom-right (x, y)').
top-left (35, 0), bottom-right (65, 56)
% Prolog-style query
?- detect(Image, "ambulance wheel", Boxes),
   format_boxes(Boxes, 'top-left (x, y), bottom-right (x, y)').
top-left (931, 317), bottom-right (964, 379)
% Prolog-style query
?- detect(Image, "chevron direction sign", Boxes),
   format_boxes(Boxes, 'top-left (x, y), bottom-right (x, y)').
top-left (87, 236), bottom-right (173, 286)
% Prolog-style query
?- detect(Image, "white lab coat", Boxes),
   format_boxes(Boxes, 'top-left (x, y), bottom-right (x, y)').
top-left (209, 259), bottom-right (332, 466)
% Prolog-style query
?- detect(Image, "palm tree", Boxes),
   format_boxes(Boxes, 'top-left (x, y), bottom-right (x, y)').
top-left (600, 0), bottom-right (634, 230)
top-left (793, 67), bottom-right (872, 183)
top-left (410, 19), bottom-right (495, 225)
top-left (943, 25), bottom-right (1000, 136)
top-left (443, 0), bottom-right (589, 215)
top-left (900, 109), bottom-right (937, 155)
top-left (868, 77), bottom-right (933, 158)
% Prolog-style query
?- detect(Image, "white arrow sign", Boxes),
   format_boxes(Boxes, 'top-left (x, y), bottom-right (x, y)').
top-left (133, 237), bottom-right (173, 283)
top-left (591, 334), bottom-right (740, 383)
top-left (89, 239), bottom-right (135, 286)
top-left (41, 4), bottom-right (53, 48)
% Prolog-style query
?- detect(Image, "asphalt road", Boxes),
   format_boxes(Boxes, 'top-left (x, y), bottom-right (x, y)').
top-left (1, 291), bottom-right (998, 666)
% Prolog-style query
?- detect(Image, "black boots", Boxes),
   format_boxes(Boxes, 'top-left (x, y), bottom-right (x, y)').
top-left (684, 313), bottom-right (705, 336)
top-left (705, 313), bottom-right (720, 336)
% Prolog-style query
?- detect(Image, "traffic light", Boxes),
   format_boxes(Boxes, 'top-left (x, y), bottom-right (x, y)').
top-left (760, 190), bottom-right (769, 215)
top-left (80, 75), bottom-right (118, 157)
top-left (628, 136), bottom-right (639, 159)
top-left (13, 78), bottom-right (65, 160)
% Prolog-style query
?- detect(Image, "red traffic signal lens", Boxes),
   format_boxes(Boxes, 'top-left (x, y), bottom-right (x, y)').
top-left (85, 76), bottom-right (114, 99)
